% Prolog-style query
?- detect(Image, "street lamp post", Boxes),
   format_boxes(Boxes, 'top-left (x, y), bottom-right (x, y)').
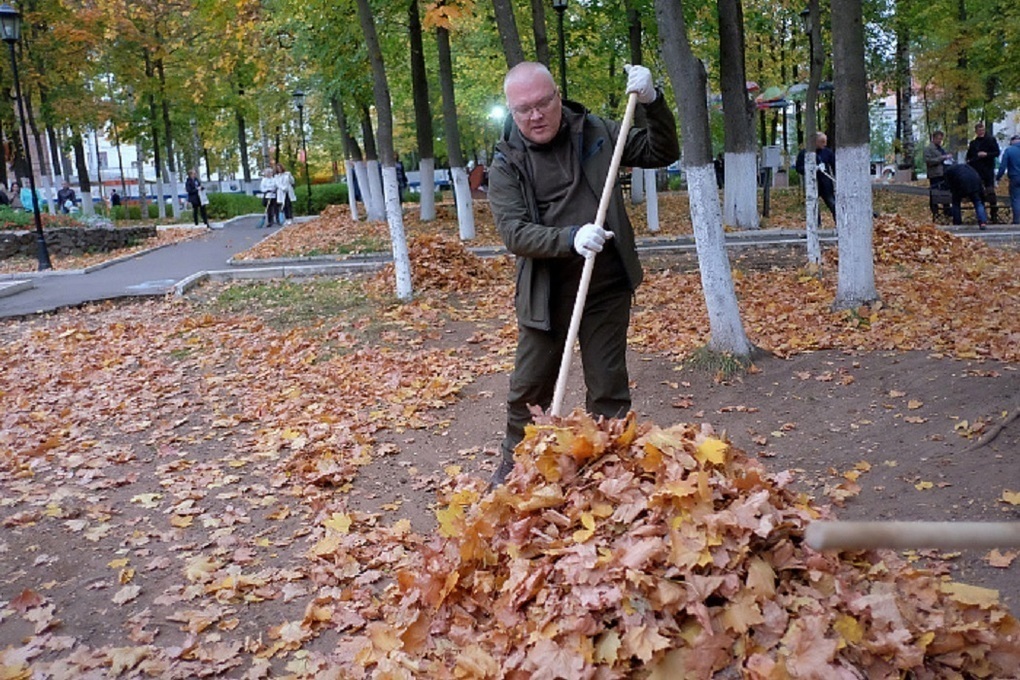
top-left (552, 0), bottom-right (567, 98)
top-left (292, 89), bottom-right (312, 216)
top-left (0, 3), bottom-right (50, 270)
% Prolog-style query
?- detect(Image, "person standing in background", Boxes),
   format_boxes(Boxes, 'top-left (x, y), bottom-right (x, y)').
top-left (274, 162), bottom-right (296, 225)
top-left (185, 169), bottom-right (211, 229)
top-left (967, 122), bottom-right (1001, 222)
top-left (995, 134), bottom-right (1020, 225)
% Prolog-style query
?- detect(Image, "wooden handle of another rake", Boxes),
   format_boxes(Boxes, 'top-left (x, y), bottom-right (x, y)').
top-left (550, 92), bottom-right (639, 418)
top-left (805, 521), bottom-right (1020, 551)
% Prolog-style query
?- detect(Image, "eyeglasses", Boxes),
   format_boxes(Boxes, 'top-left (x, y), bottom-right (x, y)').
top-left (510, 90), bottom-right (559, 118)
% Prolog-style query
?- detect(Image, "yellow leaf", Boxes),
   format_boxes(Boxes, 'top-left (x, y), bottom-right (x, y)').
top-left (324, 512), bottom-right (352, 534)
top-left (914, 481), bottom-right (933, 490)
top-left (572, 512), bottom-right (596, 543)
top-left (695, 438), bottom-right (728, 466)
top-left (1001, 490), bottom-right (1020, 506)
top-left (170, 515), bottom-right (193, 528)
top-left (833, 614), bottom-right (864, 645)
top-left (907, 399), bottom-right (923, 410)
top-left (130, 493), bottom-right (162, 508)
top-left (311, 534), bottom-right (342, 557)
top-left (444, 464), bottom-right (462, 477)
top-left (436, 504), bottom-right (464, 538)
top-left (940, 582), bottom-right (1000, 608)
top-left (594, 630), bottom-right (621, 663)
top-left (108, 558), bottom-right (130, 569)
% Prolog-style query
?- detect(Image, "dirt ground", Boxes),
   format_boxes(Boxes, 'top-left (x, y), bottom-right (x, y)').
top-left (1, 243), bottom-right (1018, 675)
top-left (357, 329), bottom-right (1020, 608)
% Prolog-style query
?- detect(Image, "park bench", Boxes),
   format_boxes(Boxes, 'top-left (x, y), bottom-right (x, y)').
top-left (929, 186), bottom-right (1011, 224)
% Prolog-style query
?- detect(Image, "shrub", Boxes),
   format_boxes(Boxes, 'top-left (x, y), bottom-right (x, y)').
top-left (295, 183), bottom-right (349, 216)
top-left (208, 191), bottom-right (263, 218)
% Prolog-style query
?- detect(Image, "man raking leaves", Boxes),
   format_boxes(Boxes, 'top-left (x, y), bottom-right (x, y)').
top-left (487, 62), bottom-right (680, 486)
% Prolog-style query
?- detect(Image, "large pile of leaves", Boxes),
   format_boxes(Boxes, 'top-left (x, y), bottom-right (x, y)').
top-left (329, 411), bottom-right (1020, 677)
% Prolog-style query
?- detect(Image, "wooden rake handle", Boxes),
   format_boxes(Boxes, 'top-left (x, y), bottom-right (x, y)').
top-left (550, 92), bottom-right (639, 418)
top-left (805, 521), bottom-right (1020, 551)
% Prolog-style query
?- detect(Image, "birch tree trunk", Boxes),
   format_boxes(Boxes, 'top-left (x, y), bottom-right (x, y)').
top-left (329, 96), bottom-right (360, 221)
top-left (803, 0), bottom-right (824, 266)
top-left (832, 0), bottom-right (878, 309)
top-left (408, 0), bottom-right (436, 221)
top-left (718, 0), bottom-right (759, 230)
top-left (355, 0), bottom-right (413, 301)
top-left (359, 108), bottom-right (386, 222)
top-left (437, 26), bottom-right (475, 240)
top-left (655, 0), bottom-right (754, 359)
top-left (644, 168), bottom-right (659, 233)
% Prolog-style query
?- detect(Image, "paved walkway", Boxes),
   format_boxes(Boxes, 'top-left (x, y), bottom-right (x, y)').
top-left (1, 209), bottom-right (1017, 320)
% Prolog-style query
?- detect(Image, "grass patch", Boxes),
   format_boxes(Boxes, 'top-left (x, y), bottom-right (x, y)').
top-left (206, 278), bottom-right (376, 334)
top-left (684, 345), bottom-right (764, 380)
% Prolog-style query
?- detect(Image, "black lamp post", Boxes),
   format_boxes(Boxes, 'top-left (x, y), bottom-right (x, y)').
top-left (552, 0), bottom-right (567, 99)
top-left (292, 89), bottom-right (312, 215)
top-left (0, 3), bottom-right (50, 270)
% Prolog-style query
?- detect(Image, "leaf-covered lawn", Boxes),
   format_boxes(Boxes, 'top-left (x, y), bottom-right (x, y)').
top-left (1, 199), bottom-right (1018, 677)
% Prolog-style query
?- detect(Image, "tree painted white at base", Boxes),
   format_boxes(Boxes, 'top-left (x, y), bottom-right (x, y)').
top-left (382, 165), bottom-right (413, 301)
top-left (169, 174), bottom-right (182, 219)
top-left (833, 143), bottom-right (878, 309)
top-left (630, 167), bottom-right (645, 204)
top-left (352, 161), bottom-right (371, 220)
top-left (418, 157), bottom-right (436, 221)
top-left (722, 151), bottom-right (760, 230)
top-left (803, 152), bottom-right (821, 266)
top-left (346, 165), bottom-right (359, 220)
top-left (687, 164), bottom-right (754, 356)
top-left (450, 166), bottom-right (475, 240)
top-left (644, 168), bottom-right (659, 233)
top-left (365, 159), bottom-right (386, 222)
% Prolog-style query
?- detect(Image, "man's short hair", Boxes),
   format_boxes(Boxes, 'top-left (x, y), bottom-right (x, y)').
top-left (975, 122), bottom-right (985, 130)
top-left (932, 130), bottom-right (944, 138)
top-left (1012, 134), bottom-right (1020, 143)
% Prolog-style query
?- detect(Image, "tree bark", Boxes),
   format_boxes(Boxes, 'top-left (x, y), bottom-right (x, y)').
top-left (803, 0), bottom-right (824, 266)
top-left (655, 0), bottom-right (753, 358)
top-left (718, 0), bottom-right (760, 230)
top-left (359, 105), bottom-right (386, 221)
top-left (492, 0), bottom-right (526, 68)
top-left (330, 96), bottom-right (361, 221)
top-left (529, 0), bottom-right (550, 68)
top-left (437, 26), bottom-right (475, 240)
top-left (409, 0), bottom-right (436, 221)
top-left (832, 0), bottom-right (878, 310)
top-left (355, 0), bottom-right (413, 301)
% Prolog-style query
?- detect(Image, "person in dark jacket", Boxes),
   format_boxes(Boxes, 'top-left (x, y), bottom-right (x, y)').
top-left (185, 169), bottom-right (211, 228)
top-left (966, 122), bottom-right (1000, 222)
top-left (795, 132), bottom-right (837, 225)
top-left (486, 61), bottom-right (679, 486)
top-left (944, 162), bottom-right (988, 228)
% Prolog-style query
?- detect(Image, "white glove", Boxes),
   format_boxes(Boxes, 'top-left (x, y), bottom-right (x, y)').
top-left (573, 223), bottom-right (613, 259)
top-left (624, 64), bottom-right (656, 104)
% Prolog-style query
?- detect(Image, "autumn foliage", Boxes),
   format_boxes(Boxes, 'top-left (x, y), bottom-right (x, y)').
top-left (315, 411), bottom-right (1020, 677)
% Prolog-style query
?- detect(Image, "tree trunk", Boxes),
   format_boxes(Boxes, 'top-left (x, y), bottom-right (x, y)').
top-left (408, 0), bottom-right (436, 221)
top-left (360, 106), bottom-right (386, 221)
top-left (156, 54), bottom-right (182, 219)
top-left (718, 0), bottom-right (759, 230)
top-left (72, 132), bottom-right (95, 216)
top-left (529, 0), bottom-right (550, 67)
top-left (492, 0), bottom-right (526, 68)
top-left (655, 0), bottom-right (754, 358)
top-left (894, 0), bottom-right (913, 175)
top-left (832, 0), bottom-right (878, 310)
top-left (803, 0), bottom-right (824, 266)
top-left (330, 96), bottom-right (361, 221)
top-left (355, 0), bottom-right (413, 301)
top-left (236, 106), bottom-right (251, 185)
top-left (437, 26), bottom-right (475, 240)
